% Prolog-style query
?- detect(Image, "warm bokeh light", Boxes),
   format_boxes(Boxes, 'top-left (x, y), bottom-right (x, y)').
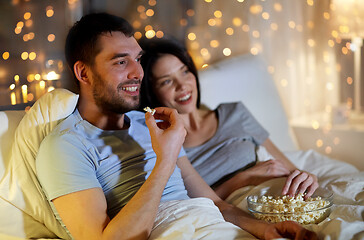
top-left (2, 52), bottom-right (10, 60)
top-left (137, 5), bottom-right (145, 13)
top-left (250, 4), bottom-right (263, 14)
top-left (226, 27), bottom-right (234, 35)
top-left (146, 9), bottom-right (154, 17)
top-left (262, 12), bottom-right (270, 20)
top-left (188, 32), bottom-right (196, 41)
top-left (148, 0), bottom-right (156, 6)
top-left (210, 40), bottom-right (219, 48)
top-left (311, 120), bottom-right (320, 129)
top-left (27, 93), bottom-right (34, 102)
top-left (25, 19), bottom-right (33, 27)
top-left (156, 31), bottom-right (164, 38)
top-left (223, 48), bottom-right (232, 56)
top-left (145, 29), bottom-right (155, 39)
top-left (46, 6), bottom-right (54, 17)
top-left (21, 85), bottom-right (28, 103)
top-left (17, 21), bottom-right (24, 28)
top-left (232, 17), bottom-right (242, 26)
top-left (214, 10), bottom-right (222, 18)
top-left (186, 9), bottom-right (195, 17)
top-left (208, 18), bottom-right (216, 26)
top-left (47, 34), bottom-right (56, 42)
top-left (11, 92), bottom-right (16, 105)
top-left (35, 74), bottom-right (41, 81)
top-left (14, 27), bottom-right (22, 34)
top-left (134, 31), bottom-right (142, 39)
top-left (21, 52), bottom-right (28, 60)
top-left (23, 12), bottom-right (31, 20)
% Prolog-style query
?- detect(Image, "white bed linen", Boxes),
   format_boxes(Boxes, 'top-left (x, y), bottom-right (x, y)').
top-left (0, 90), bottom-right (362, 239)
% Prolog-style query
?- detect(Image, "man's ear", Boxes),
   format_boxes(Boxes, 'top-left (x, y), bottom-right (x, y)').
top-left (73, 61), bottom-right (90, 85)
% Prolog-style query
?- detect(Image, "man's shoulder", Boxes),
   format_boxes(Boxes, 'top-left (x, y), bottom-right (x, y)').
top-left (126, 110), bottom-right (145, 119)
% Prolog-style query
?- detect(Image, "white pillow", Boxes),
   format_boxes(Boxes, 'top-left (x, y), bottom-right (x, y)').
top-left (0, 88), bottom-right (78, 239)
top-left (198, 54), bottom-right (298, 152)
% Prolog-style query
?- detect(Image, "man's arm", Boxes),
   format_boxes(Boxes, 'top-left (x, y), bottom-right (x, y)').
top-left (52, 160), bottom-right (174, 240)
top-left (52, 108), bottom-right (186, 240)
top-left (177, 156), bottom-right (317, 240)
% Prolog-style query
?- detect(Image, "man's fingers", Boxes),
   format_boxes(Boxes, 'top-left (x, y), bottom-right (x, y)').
top-left (144, 112), bottom-right (158, 133)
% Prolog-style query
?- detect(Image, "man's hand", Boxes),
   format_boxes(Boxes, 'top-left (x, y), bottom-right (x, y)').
top-left (264, 221), bottom-right (318, 240)
top-left (282, 170), bottom-right (319, 199)
top-left (145, 107), bottom-right (186, 172)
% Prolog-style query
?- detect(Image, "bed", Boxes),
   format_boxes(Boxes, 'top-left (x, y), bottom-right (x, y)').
top-left (0, 54), bottom-right (363, 240)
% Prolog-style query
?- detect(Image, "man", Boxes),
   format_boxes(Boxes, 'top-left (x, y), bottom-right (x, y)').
top-left (36, 13), bottom-right (317, 240)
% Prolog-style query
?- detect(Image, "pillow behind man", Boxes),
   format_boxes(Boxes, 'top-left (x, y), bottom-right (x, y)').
top-left (0, 88), bottom-right (78, 239)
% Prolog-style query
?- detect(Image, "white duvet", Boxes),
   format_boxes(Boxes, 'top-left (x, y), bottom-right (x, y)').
top-left (0, 90), bottom-right (363, 240)
top-left (148, 150), bottom-right (364, 240)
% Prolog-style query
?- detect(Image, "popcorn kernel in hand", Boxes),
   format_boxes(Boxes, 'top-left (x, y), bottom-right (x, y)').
top-left (144, 107), bottom-right (156, 115)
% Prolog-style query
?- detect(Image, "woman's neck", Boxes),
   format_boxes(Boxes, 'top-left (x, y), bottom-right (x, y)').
top-left (180, 108), bottom-right (218, 148)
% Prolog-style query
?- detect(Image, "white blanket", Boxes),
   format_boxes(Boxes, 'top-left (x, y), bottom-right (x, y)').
top-left (0, 90), bottom-right (362, 240)
top-left (149, 150), bottom-right (364, 240)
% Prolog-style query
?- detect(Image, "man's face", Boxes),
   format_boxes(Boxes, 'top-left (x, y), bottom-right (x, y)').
top-left (89, 31), bottom-right (144, 114)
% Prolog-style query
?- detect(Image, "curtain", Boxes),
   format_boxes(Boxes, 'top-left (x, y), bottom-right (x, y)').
top-left (188, 0), bottom-right (339, 119)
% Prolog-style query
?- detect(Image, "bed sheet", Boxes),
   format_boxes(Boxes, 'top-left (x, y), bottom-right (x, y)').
top-left (1, 123), bottom-right (363, 240)
top-left (147, 150), bottom-right (363, 240)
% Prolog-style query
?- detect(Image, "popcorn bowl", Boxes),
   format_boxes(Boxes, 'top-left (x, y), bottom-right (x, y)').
top-left (247, 186), bottom-right (333, 225)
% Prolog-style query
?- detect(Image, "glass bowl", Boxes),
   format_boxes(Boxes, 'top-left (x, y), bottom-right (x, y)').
top-left (247, 187), bottom-right (333, 225)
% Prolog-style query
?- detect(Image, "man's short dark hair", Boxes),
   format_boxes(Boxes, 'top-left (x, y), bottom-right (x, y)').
top-left (65, 13), bottom-right (134, 88)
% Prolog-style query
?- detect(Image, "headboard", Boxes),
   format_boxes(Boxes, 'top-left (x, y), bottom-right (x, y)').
top-left (198, 54), bottom-right (298, 152)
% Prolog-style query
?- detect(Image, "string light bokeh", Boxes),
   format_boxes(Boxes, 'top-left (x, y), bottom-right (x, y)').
top-left (0, 0), bottom-right (363, 158)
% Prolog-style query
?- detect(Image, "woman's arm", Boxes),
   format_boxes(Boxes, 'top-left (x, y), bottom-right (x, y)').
top-left (214, 159), bottom-right (291, 199)
top-left (177, 156), bottom-right (318, 240)
top-left (262, 138), bottom-right (319, 198)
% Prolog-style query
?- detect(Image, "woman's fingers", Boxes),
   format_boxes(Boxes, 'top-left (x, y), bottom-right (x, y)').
top-left (282, 170), bottom-right (319, 198)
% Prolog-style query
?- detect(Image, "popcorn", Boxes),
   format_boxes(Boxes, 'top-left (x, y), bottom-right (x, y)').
top-left (249, 193), bottom-right (331, 224)
top-left (143, 107), bottom-right (156, 115)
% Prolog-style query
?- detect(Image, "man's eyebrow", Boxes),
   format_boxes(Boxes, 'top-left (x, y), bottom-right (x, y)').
top-left (110, 50), bottom-right (144, 60)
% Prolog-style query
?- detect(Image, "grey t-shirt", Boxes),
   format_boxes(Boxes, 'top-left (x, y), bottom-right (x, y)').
top-left (37, 109), bottom-right (189, 220)
top-left (185, 102), bottom-right (269, 186)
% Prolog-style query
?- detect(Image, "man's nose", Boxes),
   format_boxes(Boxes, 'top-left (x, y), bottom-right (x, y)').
top-left (128, 61), bottom-right (143, 80)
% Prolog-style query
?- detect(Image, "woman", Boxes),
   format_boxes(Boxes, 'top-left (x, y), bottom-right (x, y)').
top-left (139, 37), bottom-right (318, 200)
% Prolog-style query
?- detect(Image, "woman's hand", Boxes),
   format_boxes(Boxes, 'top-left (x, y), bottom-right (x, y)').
top-left (243, 159), bottom-right (291, 186)
top-left (282, 169), bottom-right (319, 199)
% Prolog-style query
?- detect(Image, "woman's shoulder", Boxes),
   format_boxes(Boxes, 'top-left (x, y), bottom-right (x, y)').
top-left (216, 101), bottom-right (247, 115)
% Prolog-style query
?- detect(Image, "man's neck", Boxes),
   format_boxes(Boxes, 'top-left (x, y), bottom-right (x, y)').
top-left (77, 97), bottom-right (128, 130)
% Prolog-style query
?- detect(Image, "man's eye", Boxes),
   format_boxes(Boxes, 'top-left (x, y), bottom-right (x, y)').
top-left (117, 60), bottom-right (126, 65)
top-left (136, 57), bottom-right (141, 63)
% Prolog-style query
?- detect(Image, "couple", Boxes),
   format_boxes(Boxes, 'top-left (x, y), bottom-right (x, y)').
top-left (36, 12), bottom-right (318, 240)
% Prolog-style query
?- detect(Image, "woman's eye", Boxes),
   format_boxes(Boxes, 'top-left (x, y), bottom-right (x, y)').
top-left (160, 79), bottom-right (171, 86)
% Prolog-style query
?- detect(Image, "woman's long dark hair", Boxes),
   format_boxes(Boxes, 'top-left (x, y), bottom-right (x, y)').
top-left (138, 37), bottom-right (201, 110)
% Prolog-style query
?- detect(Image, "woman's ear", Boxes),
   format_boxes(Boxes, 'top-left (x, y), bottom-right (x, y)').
top-left (73, 61), bottom-right (90, 85)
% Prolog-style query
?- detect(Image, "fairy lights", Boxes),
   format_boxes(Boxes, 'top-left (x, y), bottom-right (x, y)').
top-left (1, 0), bottom-right (361, 158)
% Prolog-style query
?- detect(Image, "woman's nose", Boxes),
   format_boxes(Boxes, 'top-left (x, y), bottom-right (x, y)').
top-left (175, 78), bottom-right (186, 91)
